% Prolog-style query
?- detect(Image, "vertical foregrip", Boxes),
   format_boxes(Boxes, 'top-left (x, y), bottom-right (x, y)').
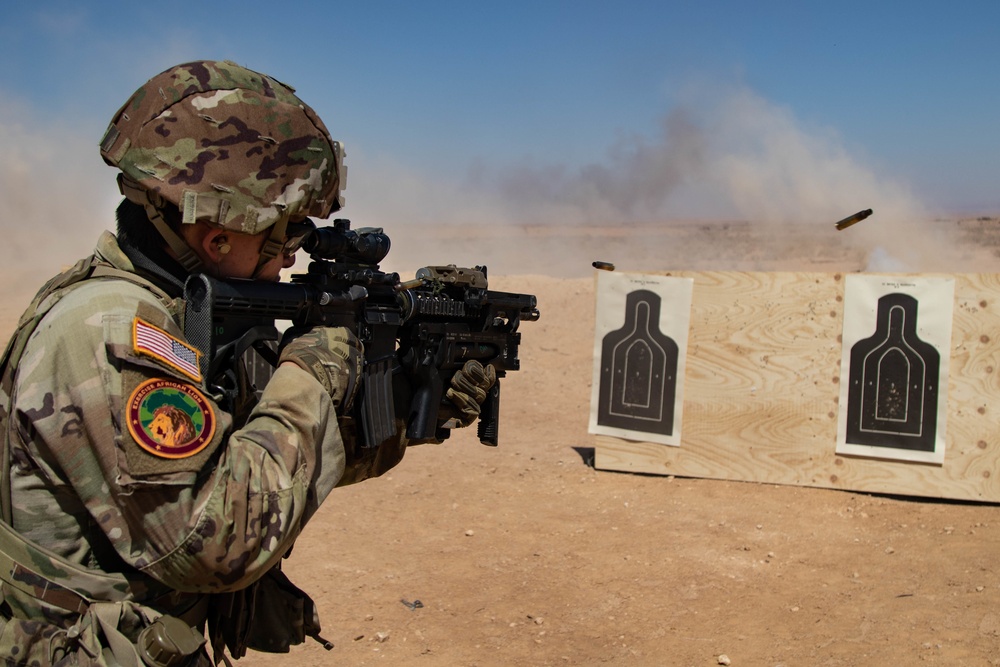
top-left (477, 381), bottom-right (501, 446)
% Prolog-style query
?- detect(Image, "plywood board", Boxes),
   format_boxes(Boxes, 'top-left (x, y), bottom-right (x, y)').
top-left (593, 271), bottom-right (1000, 502)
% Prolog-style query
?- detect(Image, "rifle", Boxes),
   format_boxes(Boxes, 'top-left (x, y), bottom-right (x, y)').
top-left (182, 219), bottom-right (539, 448)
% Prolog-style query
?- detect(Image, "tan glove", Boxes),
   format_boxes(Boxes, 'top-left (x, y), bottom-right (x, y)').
top-left (278, 327), bottom-right (363, 409)
top-left (445, 360), bottom-right (497, 427)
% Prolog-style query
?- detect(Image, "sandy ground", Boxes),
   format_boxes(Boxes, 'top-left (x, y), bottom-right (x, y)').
top-left (245, 270), bottom-right (1000, 667)
top-left (3, 218), bottom-right (1000, 666)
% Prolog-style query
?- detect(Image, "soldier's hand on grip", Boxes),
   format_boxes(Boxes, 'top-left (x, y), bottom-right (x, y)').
top-left (279, 327), bottom-right (363, 409)
top-left (446, 360), bottom-right (497, 427)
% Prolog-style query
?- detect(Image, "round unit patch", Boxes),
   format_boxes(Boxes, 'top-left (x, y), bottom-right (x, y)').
top-left (126, 378), bottom-right (216, 459)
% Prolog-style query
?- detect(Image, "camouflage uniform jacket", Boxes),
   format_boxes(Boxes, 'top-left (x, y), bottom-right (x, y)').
top-left (0, 231), bottom-right (368, 662)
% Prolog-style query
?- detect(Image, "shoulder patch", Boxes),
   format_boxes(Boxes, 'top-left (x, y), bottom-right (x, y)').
top-left (126, 378), bottom-right (216, 459)
top-left (133, 317), bottom-right (202, 382)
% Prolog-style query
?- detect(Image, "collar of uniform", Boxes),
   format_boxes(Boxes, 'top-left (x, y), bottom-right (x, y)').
top-left (95, 230), bottom-right (135, 272)
top-left (96, 231), bottom-right (187, 299)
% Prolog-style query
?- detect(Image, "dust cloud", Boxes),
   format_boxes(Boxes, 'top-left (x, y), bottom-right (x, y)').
top-left (2, 84), bottom-right (994, 296)
top-left (356, 86), bottom-right (989, 278)
top-left (0, 98), bottom-right (117, 313)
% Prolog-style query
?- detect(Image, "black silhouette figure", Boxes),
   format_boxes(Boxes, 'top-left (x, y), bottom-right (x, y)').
top-left (598, 289), bottom-right (679, 437)
top-left (846, 292), bottom-right (940, 452)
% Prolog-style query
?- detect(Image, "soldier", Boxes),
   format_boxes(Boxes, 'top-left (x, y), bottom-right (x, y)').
top-left (0, 60), bottom-right (494, 665)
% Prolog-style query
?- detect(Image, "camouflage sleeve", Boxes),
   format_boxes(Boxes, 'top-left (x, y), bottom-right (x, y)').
top-left (11, 279), bottom-right (345, 593)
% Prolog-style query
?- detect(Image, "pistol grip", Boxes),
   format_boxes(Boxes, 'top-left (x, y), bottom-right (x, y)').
top-left (406, 369), bottom-right (444, 441)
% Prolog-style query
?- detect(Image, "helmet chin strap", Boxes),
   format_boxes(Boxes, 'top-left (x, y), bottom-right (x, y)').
top-left (145, 204), bottom-right (207, 274)
top-left (252, 217), bottom-right (290, 279)
top-left (118, 174), bottom-right (207, 274)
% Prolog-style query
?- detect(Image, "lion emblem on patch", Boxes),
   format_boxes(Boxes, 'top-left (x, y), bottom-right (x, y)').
top-left (127, 378), bottom-right (216, 458)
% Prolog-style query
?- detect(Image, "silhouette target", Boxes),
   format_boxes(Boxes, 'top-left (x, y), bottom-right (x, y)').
top-left (846, 292), bottom-right (940, 452)
top-left (598, 289), bottom-right (679, 436)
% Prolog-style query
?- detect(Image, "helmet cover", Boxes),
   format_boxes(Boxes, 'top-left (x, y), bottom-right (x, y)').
top-left (100, 60), bottom-right (345, 235)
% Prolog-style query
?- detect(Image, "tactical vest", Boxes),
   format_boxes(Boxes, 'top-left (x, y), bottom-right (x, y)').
top-left (0, 255), bottom-right (209, 666)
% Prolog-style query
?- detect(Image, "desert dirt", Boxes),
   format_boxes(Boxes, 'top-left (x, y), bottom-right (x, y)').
top-left (4, 218), bottom-right (1000, 666)
top-left (248, 218), bottom-right (1000, 667)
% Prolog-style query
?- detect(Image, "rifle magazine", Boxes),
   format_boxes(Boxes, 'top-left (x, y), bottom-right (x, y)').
top-left (359, 358), bottom-right (397, 448)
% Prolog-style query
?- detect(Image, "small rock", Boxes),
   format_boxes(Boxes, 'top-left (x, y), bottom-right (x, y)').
top-left (374, 631), bottom-right (390, 643)
top-left (718, 654), bottom-right (732, 665)
top-left (465, 529), bottom-right (475, 537)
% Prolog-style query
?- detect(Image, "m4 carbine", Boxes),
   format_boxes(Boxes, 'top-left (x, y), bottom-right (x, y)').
top-left (183, 219), bottom-right (539, 448)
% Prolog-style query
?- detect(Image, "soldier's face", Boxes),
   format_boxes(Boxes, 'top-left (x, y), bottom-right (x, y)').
top-left (218, 231), bottom-right (296, 281)
top-left (180, 221), bottom-right (300, 281)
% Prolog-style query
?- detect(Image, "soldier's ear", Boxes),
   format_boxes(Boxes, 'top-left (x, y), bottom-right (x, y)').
top-left (202, 228), bottom-right (229, 263)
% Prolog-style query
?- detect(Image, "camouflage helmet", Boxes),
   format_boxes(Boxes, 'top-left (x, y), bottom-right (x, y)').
top-left (99, 60), bottom-right (346, 271)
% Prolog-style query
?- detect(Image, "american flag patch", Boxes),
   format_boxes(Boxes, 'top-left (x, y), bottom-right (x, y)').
top-left (133, 318), bottom-right (202, 383)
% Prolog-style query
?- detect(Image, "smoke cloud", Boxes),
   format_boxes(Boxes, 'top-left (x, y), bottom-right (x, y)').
top-left (1, 83), bottom-right (987, 292)
top-left (0, 99), bottom-right (115, 268)
top-left (0, 97), bottom-right (117, 318)
top-left (354, 85), bottom-right (975, 276)
top-left (467, 86), bottom-right (930, 228)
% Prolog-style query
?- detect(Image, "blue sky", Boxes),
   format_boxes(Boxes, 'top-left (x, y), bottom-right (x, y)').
top-left (1, 1), bottom-right (998, 272)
